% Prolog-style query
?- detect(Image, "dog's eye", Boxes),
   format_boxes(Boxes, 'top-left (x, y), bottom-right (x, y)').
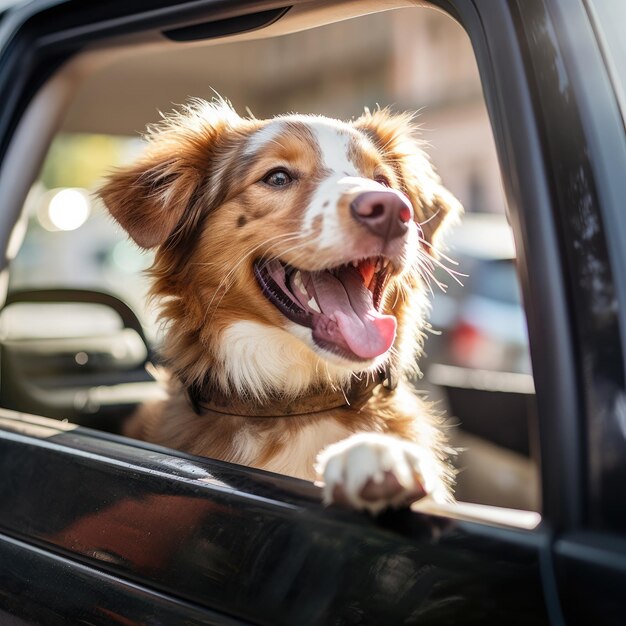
top-left (374, 175), bottom-right (391, 188)
top-left (263, 169), bottom-right (293, 187)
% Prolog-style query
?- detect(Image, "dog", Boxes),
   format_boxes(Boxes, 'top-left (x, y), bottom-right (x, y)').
top-left (99, 99), bottom-right (461, 514)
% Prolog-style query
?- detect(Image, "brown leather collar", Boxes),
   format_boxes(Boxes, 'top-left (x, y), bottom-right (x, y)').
top-left (187, 363), bottom-right (398, 418)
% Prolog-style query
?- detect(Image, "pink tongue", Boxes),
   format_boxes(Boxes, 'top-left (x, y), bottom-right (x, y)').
top-left (311, 266), bottom-right (396, 359)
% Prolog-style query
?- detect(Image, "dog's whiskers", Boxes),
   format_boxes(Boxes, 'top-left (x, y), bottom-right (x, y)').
top-left (418, 237), bottom-right (460, 266)
top-left (413, 238), bottom-right (465, 290)
top-left (413, 254), bottom-right (448, 292)
top-left (203, 231), bottom-right (305, 325)
top-left (203, 231), bottom-right (311, 326)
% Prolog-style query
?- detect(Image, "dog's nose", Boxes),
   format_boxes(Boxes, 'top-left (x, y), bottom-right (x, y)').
top-left (350, 190), bottom-right (413, 241)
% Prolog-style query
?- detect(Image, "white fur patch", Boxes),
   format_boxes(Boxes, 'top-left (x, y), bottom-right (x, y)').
top-left (303, 123), bottom-right (359, 247)
top-left (316, 432), bottom-right (441, 514)
top-left (304, 175), bottom-right (385, 248)
top-left (217, 320), bottom-right (314, 400)
top-left (263, 419), bottom-right (352, 480)
top-left (217, 320), bottom-right (356, 401)
top-left (244, 120), bottom-right (286, 157)
top-left (312, 122), bottom-right (359, 175)
top-left (244, 115), bottom-right (354, 158)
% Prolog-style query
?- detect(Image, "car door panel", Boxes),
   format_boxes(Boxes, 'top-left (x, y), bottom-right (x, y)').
top-left (0, 409), bottom-right (548, 625)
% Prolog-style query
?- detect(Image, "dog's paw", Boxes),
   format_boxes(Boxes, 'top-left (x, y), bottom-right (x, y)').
top-left (315, 433), bottom-right (431, 515)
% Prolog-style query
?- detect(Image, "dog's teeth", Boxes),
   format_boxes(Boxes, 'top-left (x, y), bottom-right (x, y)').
top-left (382, 259), bottom-right (390, 269)
top-left (293, 271), bottom-right (307, 296)
top-left (308, 298), bottom-right (321, 313)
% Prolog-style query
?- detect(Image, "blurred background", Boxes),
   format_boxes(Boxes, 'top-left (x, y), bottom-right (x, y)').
top-left (4, 7), bottom-right (538, 510)
top-left (11, 8), bottom-right (510, 341)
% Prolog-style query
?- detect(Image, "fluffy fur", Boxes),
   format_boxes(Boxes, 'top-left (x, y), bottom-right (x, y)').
top-left (99, 98), bottom-right (462, 513)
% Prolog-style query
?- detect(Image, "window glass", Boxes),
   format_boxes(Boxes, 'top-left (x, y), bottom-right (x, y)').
top-left (8, 8), bottom-right (538, 512)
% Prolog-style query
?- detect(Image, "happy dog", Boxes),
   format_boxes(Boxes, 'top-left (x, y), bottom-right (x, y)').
top-left (99, 99), bottom-right (461, 513)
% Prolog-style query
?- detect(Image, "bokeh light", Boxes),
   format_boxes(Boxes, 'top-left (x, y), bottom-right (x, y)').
top-left (47, 188), bottom-right (90, 231)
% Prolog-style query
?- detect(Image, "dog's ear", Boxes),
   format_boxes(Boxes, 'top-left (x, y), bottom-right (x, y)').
top-left (353, 109), bottom-right (462, 249)
top-left (99, 149), bottom-right (202, 249)
top-left (99, 99), bottom-right (242, 249)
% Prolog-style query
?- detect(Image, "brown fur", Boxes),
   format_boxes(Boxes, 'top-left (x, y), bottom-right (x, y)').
top-left (99, 99), bottom-right (461, 494)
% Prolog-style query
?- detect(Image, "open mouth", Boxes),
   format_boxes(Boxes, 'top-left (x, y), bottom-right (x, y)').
top-left (254, 257), bottom-right (397, 362)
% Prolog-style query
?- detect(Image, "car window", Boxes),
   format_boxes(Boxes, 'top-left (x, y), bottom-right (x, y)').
top-left (6, 7), bottom-right (539, 512)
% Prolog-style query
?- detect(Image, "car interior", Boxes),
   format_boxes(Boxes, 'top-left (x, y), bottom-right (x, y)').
top-left (0, 2), bottom-right (540, 515)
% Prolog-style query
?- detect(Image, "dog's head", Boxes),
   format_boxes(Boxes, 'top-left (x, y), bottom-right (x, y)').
top-left (99, 100), bottom-right (461, 399)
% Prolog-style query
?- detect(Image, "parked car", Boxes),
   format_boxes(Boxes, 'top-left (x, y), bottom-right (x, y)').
top-left (0, 1), bottom-right (625, 625)
top-left (425, 214), bottom-right (538, 505)
top-left (428, 213), bottom-right (529, 374)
